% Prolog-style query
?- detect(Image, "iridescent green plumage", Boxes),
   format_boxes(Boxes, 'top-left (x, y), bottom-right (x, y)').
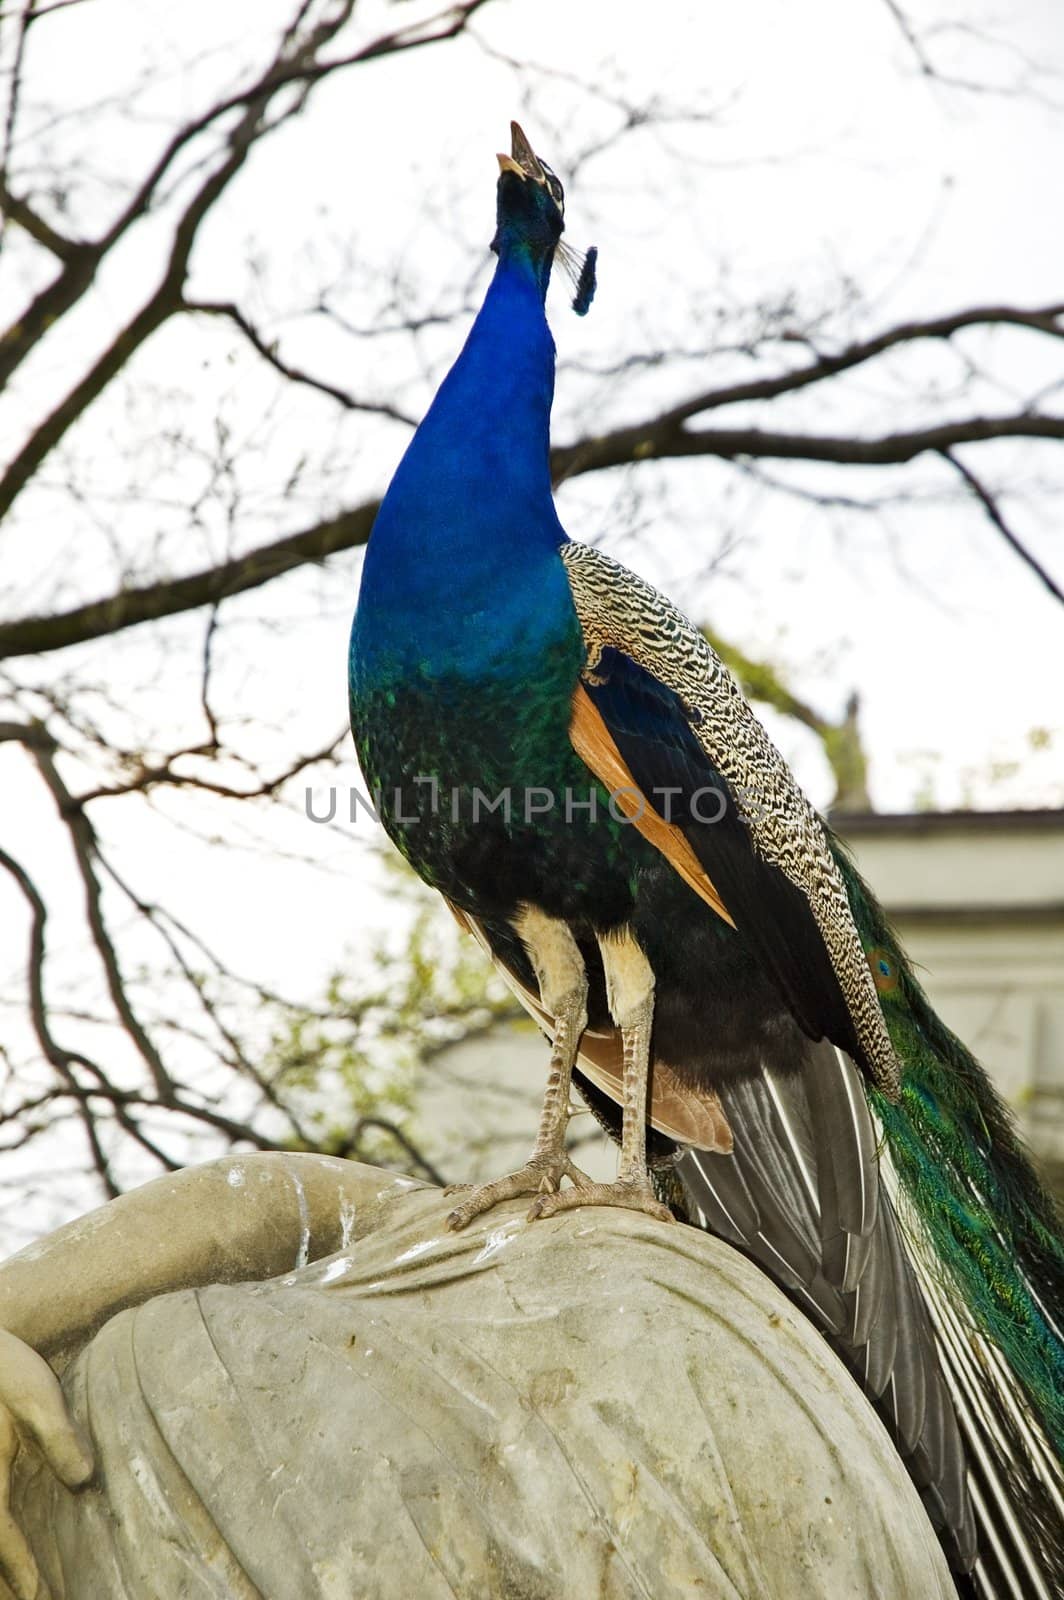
top-left (836, 838), bottom-right (1064, 1454)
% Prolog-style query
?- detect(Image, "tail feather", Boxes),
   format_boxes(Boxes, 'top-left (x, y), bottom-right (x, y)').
top-left (825, 836), bottom-right (1064, 1593)
top-left (909, 1216), bottom-right (1064, 1600)
top-left (670, 1044), bottom-right (976, 1568)
top-left (926, 1281), bottom-right (1063, 1600)
top-left (668, 988), bottom-right (1064, 1594)
top-left (831, 834), bottom-right (1064, 1465)
top-left (805, 1049), bottom-right (878, 1289)
top-left (876, 1213), bottom-right (929, 1449)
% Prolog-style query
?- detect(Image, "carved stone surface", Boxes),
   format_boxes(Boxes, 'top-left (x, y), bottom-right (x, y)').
top-left (10, 1162), bottom-right (955, 1598)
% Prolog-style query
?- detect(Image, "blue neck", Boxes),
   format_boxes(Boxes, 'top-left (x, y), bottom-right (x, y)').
top-left (354, 245), bottom-right (573, 681)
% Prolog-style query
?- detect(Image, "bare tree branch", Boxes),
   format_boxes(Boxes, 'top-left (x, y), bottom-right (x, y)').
top-left (92, 851), bottom-right (317, 1144)
top-left (0, 838), bottom-right (120, 1195)
top-left (3, 314), bottom-right (1063, 658)
top-left (657, 302), bottom-right (1064, 418)
top-left (552, 408), bottom-right (1064, 479)
top-left (26, 727), bottom-right (176, 1100)
top-left (941, 448), bottom-right (1064, 606)
top-left (336, 1118), bottom-right (447, 1186)
top-left (0, 0), bottom-right (40, 262)
top-left (0, 10), bottom-right (340, 521)
top-left (879, 0), bottom-right (1064, 103)
top-left (73, 730), bottom-right (346, 806)
top-left (881, 0), bottom-right (940, 78)
top-left (0, 0), bottom-right (492, 390)
top-left (18, 0), bottom-right (94, 18)
top-left (184, 299), bottom-right (418, 424)
top-left (0, 111), bottom-right (267, 519)
top-left (0, 502), bottom-right (376, 655)
top-left (0, 174), bottom-right (80, 259)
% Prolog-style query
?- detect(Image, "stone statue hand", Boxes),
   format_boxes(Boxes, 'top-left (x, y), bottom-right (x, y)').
top-left (0, 1328), bottom-right (93, 1600)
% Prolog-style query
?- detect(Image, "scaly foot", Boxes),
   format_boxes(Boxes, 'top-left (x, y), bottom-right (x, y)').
top-left (445, 1152), bottom-right (593, 1231)
top-left (527, 1174), bottom-right (673, 1225)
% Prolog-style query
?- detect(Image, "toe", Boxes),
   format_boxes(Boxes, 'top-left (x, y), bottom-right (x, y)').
top-left (446, 1196), bottom-right (489, 1231)
top-left (528, 1182), bottom-right (674, 1224)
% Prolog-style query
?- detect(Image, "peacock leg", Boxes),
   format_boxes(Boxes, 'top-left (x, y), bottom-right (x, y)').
top-left (445, 907), bottom-right (594, 1230)
top-left (529, 928), bottom-right (673, 1224)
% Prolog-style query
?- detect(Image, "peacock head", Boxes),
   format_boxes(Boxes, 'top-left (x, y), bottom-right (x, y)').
top-left (492, 122), bottom-right (597, 315)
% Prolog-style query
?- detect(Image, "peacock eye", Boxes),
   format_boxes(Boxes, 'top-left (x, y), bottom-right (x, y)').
top-left (866, 945), bottom-right (898, 994)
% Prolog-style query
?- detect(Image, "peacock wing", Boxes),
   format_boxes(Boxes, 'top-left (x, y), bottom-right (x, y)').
top-left (560, 539), bottom-right (900, 1099)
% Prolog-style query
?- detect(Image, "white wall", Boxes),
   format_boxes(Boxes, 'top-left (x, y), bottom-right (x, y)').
top-left (844, 814), bottom-right (1064, 1170)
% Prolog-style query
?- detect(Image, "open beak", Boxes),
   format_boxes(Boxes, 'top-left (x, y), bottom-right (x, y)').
top-left (496, 120), bottom-right (545, 182)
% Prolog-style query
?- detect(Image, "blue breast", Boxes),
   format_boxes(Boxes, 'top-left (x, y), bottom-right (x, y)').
top-left (350, 252), bottom-right (578, 697)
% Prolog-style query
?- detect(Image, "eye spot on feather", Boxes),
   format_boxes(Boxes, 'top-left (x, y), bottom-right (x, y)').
top-left (867, 947), bottom-right (899, 994)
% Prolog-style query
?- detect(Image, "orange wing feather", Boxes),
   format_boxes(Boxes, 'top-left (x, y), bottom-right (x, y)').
top-left (569, 682), bottom-right (736, 930)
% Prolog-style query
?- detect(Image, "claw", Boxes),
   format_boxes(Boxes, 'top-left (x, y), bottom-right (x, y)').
top-left (445, 1153), bottom-right (594, 1230)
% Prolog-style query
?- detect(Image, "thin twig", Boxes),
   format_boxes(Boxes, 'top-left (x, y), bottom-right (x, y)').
top-left (28, 731), bottom-right (176, 1100)
top-left (0, 839), bottom-right (120, 1195)
top-left (184, 299), bottom-right (417, 425)
top-left (941, 448), bottom-right (1064, 606)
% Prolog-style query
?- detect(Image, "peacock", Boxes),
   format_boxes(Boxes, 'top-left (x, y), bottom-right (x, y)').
top-left (348, 123), bottom-right (1064, 1598)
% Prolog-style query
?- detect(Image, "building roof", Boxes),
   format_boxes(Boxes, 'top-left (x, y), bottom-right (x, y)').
top-left (833, 809), bottom-right (1064, 835)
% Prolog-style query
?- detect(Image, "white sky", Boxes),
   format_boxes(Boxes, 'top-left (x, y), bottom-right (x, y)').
top-left (1, 0), bottom-right (1063, 1237)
